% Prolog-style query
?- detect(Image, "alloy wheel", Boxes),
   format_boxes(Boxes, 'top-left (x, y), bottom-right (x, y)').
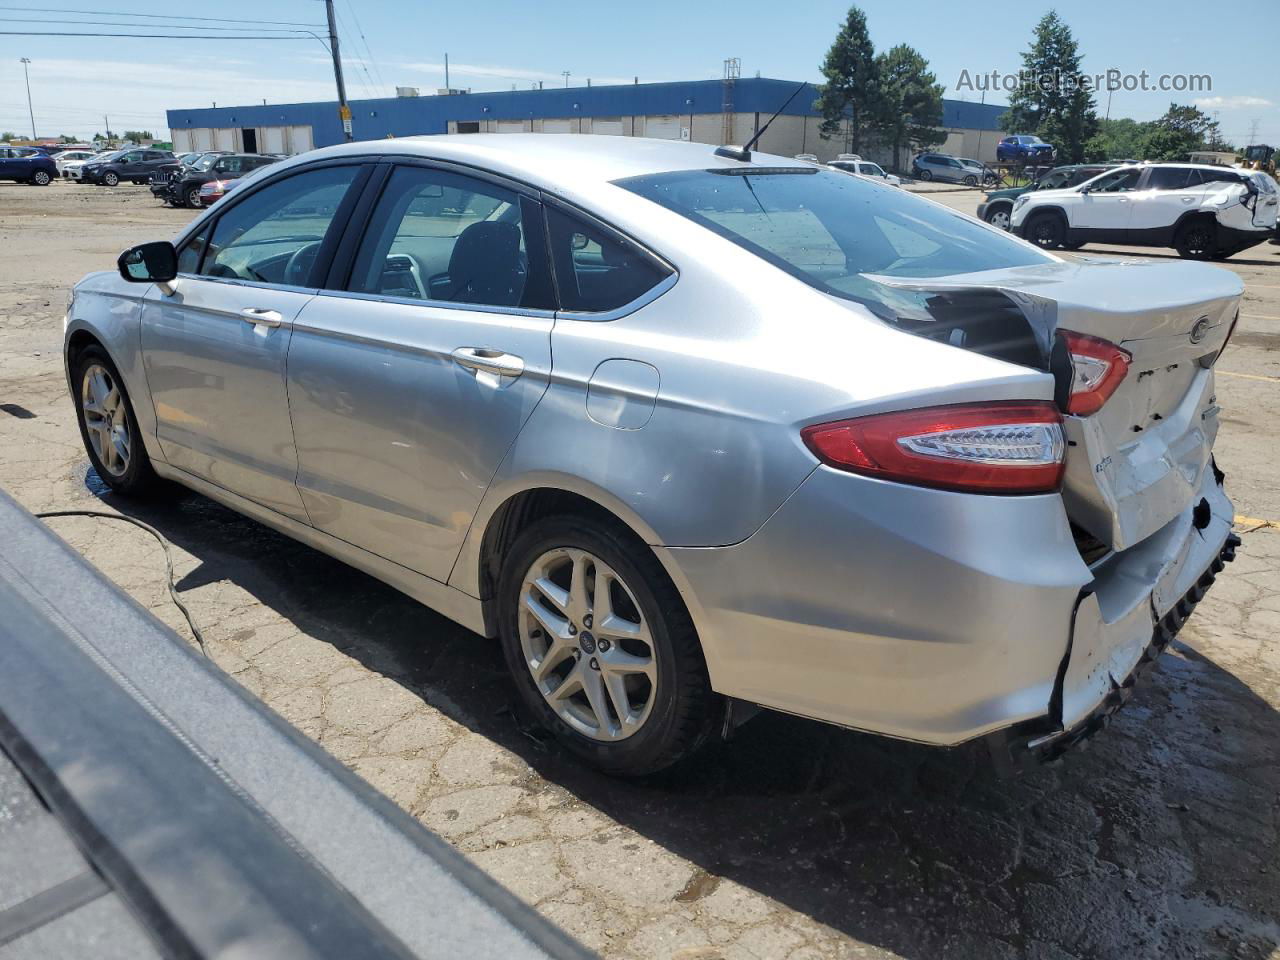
top-left (518, 547), bottom-right (657, 742)
top-left (81, 363), bottom-right (131, 477)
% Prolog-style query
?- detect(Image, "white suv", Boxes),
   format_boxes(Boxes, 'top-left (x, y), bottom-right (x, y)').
top-left (1009, 162), bottom-right (1279, 259)
top-left (827, 157), bottom-right (902, 186)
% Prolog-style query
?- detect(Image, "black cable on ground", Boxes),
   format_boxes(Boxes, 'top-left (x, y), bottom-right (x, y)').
top-left (35, 510), bottom-right (209, 657)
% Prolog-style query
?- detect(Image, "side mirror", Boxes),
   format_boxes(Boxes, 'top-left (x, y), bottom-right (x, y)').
top-left (1079, 184), bottom-right (1091, 195)
top-left (118, 241), bottom-right (178, 292)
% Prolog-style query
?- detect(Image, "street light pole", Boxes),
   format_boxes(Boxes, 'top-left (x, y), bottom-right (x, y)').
top-left (323, 0), bottom-right (353, 142)
top-left (19, 58), bottom-right (35, 140)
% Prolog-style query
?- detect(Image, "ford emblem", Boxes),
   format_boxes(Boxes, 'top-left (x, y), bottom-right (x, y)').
top-left (1189, 316), bottom-right (1211, 344)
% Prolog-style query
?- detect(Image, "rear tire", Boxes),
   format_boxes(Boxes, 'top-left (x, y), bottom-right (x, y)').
top-left (1174, 219), bottom-right (1216, 260)
top-left (963, 175), bottom-right (978, 187)
top-left (1025, 211), bottom-right (1067, 250)
top-left (71, 345), bottom-right (158, 496)
top-left (497, 514), bottom-right (719, 777)
top-left (31, 170), bottom-right (51, 186)
top-left (918, 169), bottom-right (933, 181)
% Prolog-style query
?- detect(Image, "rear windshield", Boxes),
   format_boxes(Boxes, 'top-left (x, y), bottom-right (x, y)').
top-left (616, 167), bottom-right (1050, 315)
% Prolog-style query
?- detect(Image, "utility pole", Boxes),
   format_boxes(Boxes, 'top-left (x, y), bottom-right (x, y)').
top-left (324, 0), bottom-right (353, 142)
top-left (19, 58), bottom-right (35, 139)
top-left (444, 52), bottom-right (449, 90)
top-left (562, 71), bottom-right (570, 88)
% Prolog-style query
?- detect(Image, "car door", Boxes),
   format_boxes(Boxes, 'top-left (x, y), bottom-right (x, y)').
top-left (1071, 167), bottom-right (1142, 233)
top-left (1126, 167), bottom-right (1206, 233)
top-left (285, 161), bottom-right (557, 581)
top-left (139, 162), bottom-right (369, 521)
top-left (0, 148), bottom-right (14, 179)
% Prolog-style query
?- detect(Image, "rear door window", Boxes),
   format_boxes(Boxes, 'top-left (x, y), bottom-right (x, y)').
top-left (1145, 167), bottom-right (1200, 190)
top-left (545, 206), bottom-right (672, 313)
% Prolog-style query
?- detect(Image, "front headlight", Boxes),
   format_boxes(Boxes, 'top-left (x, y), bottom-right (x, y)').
top-left (1013, 195), bottom-right (1030, 211)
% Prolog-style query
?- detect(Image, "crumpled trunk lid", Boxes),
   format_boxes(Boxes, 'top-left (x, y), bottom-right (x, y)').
top-left (868, 258), bottom-right (1243, 552)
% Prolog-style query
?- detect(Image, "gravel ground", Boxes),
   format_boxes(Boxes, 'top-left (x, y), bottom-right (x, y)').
top-left (2, 180), bottom-right (1278, 960)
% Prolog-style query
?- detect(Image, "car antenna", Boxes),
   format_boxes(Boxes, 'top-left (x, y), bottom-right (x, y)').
top-left (714, 81), bottom-right (809, 163)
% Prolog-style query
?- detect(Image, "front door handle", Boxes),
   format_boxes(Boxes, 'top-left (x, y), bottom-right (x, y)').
top-left (241, 308), bottom-right (282, 328)
top-left (1181, 196), bottom-right (1196, 203)
top-left (452, 347), bottom-right (525, 378)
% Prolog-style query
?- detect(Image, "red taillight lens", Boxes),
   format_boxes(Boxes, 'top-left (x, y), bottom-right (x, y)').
top-left (1059, 330), bottom-right (1130, 416)
top-left (800, 401), bottom-right (1065, 494)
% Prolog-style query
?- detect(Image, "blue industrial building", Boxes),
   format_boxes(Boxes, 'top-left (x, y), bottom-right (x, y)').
top-left (166, 77), bottom-right (1006, 166)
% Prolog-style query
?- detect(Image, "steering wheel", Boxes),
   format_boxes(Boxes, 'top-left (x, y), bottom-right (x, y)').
top-left (284, 241), bottom-right (323, 287)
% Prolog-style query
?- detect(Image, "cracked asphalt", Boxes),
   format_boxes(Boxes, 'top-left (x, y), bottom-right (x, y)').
top-left (1, 181), bottom-right (1278, 960)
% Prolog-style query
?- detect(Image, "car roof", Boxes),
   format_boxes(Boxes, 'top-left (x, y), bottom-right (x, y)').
top-left (276, 135), bottom-right (810, 192)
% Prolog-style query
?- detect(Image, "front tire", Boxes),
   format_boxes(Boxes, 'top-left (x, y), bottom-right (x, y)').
top-left (498, 515), bottom-right (718, 777)
top-left (1025, 211), bottom-right (1067, 249)
top-left (984, 205), bottom-right (1012, 231)
top-left (1175, 219), bottom-right (1216, 260)
top-left (185, 187), bottom-right (203, 209)
top-left (102, 171), bottom-right (119, 186)
top-left (31, 170), bottom-right (51, 186)
top-left (71, 346), bottom-right (158, 496)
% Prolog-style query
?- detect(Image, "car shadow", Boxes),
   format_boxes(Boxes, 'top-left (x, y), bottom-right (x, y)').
top-left (87, 475), bottom-right (1280, 960)
top-left (1072, 246), bottom-right (1279, 267)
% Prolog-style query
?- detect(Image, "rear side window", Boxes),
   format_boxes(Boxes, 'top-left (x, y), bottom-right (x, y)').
top-left (346, 165), bottom-right (553, 310)
top-left (1146, 167), bottom-right (1200, 190)
top-left (545, 206), bottom-right (671, 313)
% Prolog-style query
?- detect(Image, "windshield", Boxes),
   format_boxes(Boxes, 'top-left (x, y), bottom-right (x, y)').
top-left (617, 167), bottom-right (1050, 315)
top-left (192, 154), bottom-right (220, 172)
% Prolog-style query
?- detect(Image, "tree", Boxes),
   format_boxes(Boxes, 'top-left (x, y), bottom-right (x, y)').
top-left (1000, 10), bottom-right (1099, 163)
top-left (1083, 117), bottom-right (1149, 162)
top-left (1140, 103), bottom-right (1222, 161)
top-left (0, 131), bottom-right (18, 142)
top-left (814, 5), bottom-right (880, 154)
top-left (121, 130), bottom-right (154, 143)
top-left (871, 44), bottom-right (944, 171)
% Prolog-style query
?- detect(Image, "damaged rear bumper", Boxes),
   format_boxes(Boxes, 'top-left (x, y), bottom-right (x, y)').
top-left (986, 470), bottom-right (1238, 774)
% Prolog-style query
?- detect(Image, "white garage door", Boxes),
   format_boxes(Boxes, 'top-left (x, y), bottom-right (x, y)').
top-left (542, 119), bottom-right (572, 134)
top-left (213, 128), bottom-right (236, 151)
top-left (644, 115), bottom-right (681, 140)
top-left (170, 129), bottom-right (192, 153)
top-left (287, 125), bottom-right (314, 154)
top-left (261, 127), bottom-right (286, 154)
top-left (496, 120), bottom-right (525, 134)
top-left (192, 128), bottom-right (214, 152)
top-left (591, 118), bottom-right (624, 136)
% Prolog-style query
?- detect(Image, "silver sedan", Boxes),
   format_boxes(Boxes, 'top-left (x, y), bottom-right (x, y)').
top-left (66, 135), bottom-right (1240, 776)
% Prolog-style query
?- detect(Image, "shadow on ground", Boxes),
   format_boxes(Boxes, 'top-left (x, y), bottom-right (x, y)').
top-left (93, 476), bottom-right (1280, 960)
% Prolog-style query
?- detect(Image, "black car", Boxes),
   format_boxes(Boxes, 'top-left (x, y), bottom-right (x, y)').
top-left (150, 151), bottom-right (232, 204)
top-left (82, 147), bottom-right (176, 186)
top-left (166, 152), bottom-right (280, 209)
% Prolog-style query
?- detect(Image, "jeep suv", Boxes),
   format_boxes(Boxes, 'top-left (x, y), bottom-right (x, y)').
top-left (150, 151), bottom-right (232, 205)
top-left (1010, 163), bottom-right (1279, 259)
top-left (978, 163), bottom-right (1122, 230)
top-left (168, 152), bottom-right (279, 208)
top-left (82, 148), bottom-right (175, 186)
top-left (996, 135), bottom-right (1055, 163)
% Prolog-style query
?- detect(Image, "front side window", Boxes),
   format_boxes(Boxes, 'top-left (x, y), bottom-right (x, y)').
top-left (347, 165), bottom-right (551, 309)
top-left (1067, 168), bottom-right (1103, 186)
top-left (177, 224), bottom-right (211, 274)
top-left (1037, 170), bottom-right (1071, 190)
top-left (860, 163), bottom-right (886, 177)
top-left (545, 206), bottom-right (671, 313)
top-left (618, 168), bottom-right (1048, 317)
top-left (200, 165), bottom-right (360, 286)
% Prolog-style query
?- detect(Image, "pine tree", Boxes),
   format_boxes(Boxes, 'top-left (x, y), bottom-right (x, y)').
top-left (1000, 11), bottom-right (1099, 163)
top-left (814, 6), bottom-right (880, 154)
top-left (872, 45), bottom-right (945, 172)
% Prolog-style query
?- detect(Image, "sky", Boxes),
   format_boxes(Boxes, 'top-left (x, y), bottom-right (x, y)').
top-left (1, 0), bottom-right (1275, 146)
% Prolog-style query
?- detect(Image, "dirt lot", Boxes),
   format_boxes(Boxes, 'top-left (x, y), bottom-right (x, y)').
top-left (2, 180), bottom-right (1278, 960)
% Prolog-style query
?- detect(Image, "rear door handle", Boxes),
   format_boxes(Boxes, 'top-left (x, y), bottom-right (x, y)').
top-left (451, 347), bottom-right (525, 378)
top-left (240, 308), bottom-right (282, 328)
top-left (1181, 196), bottom-right (1196, 203)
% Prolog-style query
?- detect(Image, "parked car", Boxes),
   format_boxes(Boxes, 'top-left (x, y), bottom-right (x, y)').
top-left (52, 149), bottom-right (97, 176)
top-left (828, 157), bottom-right (902, 186)
top-left (197, 175), bottom-right (247, 206)
top-left (978, 163), bottom-right (1122, 230)
top-left (150, 150), bottom-right (233, 205)
top-left (996, 135), bottom-right (1056, 164)
top-left (62, 150), bottom-right (114, 181)
top-left (0, 146), bottom-right (57, 185)
top-left (82, 148), bottom-right (176, 186)
top-left (67, 136), bottom-right (1241, 776)
top-left (165, 152), bottom-right (279, 208)
top-left (1010, 162), bottom-right (1279, 258)
top-left (912, 152), bottom-right (980, 185)
top-left (956, 157), bottom-right (996, 184)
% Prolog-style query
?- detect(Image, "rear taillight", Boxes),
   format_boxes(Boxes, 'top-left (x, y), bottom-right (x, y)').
top-left (800, 401), bottom-right (1065, 494)
top-left (1058, 330), bottom-right (1130, 416)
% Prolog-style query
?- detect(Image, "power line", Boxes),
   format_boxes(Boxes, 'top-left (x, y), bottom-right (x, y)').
top-left (341, 0), bottom-right (386, 94)
top-left (0, 16), bottom-right (327, 32)
top-left (0, 5), bottom-right (326, 27)
top-left (0, 30), bottom-right (317, 38)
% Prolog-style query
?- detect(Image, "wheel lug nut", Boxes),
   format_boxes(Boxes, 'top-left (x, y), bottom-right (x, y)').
top-left (588, 657), bottom-right (600, 671)
top-left (568, 623), bottom-right (577, 635)
top-left (597, 638), bottom-right (611, 652)
top-left (583, 614), bottom-right (593, 629)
